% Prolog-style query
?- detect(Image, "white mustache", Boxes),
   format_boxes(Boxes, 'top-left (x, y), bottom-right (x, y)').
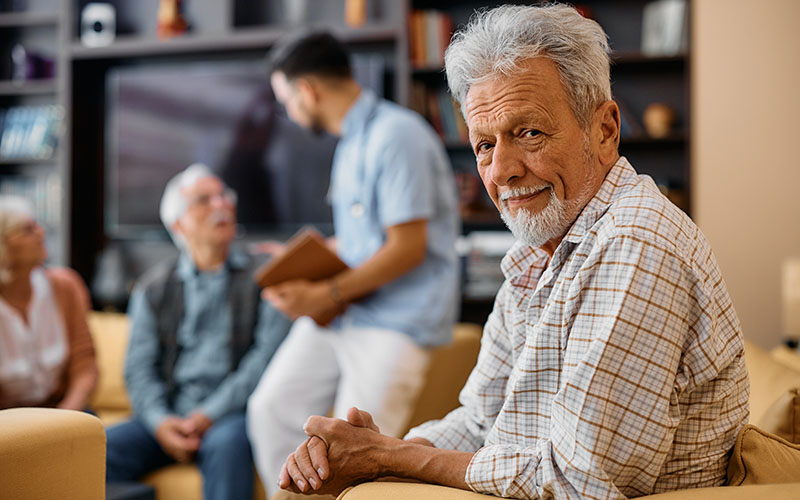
top-left (500, 185), bottom-right (551, 202)
top-left (209, 210), bottom-right (233, 225)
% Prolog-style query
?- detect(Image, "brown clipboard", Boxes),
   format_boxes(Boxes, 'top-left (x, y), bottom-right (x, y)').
top-left (255, 229), bottom-right (349, 288)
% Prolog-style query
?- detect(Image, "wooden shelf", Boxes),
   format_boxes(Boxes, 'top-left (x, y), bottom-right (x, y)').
top-left (620, 133), bottom-right (686, 147)
top-left (0, 11), bottom-right (59, 28)
top-left (612, 52), bottom-right (686, 66)
top-left (0, 156), bottom-right (55, 166)
top-left (0, 79), bottom-right (56, 96)
top-left (412, 65), bottom-right (446, 75)
top-left (70, 24), bottom-right (399, 60)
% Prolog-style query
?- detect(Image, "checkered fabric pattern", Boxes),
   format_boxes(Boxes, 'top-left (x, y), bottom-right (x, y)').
top-left (406, 157), bottom-right (749, 499)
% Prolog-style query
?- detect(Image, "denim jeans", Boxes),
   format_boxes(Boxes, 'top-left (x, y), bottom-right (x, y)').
top-left (106, 412), bottom-right (253, 500)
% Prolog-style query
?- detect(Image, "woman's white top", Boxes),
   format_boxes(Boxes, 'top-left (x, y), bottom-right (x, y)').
top-left (0, 268), bottom-right (68, 407)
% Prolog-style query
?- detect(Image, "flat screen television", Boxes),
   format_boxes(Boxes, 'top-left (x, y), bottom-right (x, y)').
top-left (105, 59), bottom-right (358, 239)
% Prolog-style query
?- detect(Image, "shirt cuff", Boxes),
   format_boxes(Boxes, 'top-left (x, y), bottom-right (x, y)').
top-left (465, 444), bottom-right (542, 498)
top-left (141, 407), bottom-right (170, 435)
top-left (197, 396), bottom-right (228, 423)
top-left (404, 419), bottom-right (481, 452)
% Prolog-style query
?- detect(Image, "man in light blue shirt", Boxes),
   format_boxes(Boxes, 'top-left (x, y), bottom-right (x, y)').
top-left (105, 164), bottom-right (292, 500)
top-left (247, 33), bottom-right (460, 495)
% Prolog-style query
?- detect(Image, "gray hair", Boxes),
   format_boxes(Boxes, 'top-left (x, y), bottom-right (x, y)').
top-left (0, 196), bottom-right (36, 284)
top-left (445, 4), bottom-right (612, 129)
top-left (159, 163), bottom-right (216, 250)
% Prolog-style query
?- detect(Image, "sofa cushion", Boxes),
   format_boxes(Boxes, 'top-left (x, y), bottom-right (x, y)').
top-left (87, 312), bottom-right (131, 413)
top-left (744, 340), bottom-right (800, 424)
top-left (772, 345), bottom-right (800, 373)
top-left (727, 424), bottom-right (800, 485)
top-left (758, 388), bottom-right (800, 444)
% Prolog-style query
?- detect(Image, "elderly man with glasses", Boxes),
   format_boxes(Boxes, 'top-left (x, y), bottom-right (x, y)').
top-left (105, 163), bottom-right (293, 500)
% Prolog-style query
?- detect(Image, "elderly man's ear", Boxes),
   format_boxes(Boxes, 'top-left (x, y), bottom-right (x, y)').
top-left (594, 100), bottom-right (621, 166)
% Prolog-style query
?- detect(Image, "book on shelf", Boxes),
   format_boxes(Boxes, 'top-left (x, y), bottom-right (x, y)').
top-left (410, 81), bottom-right (469, 144)
top-left (0, 105), bottom-right (63, 161)
top-left (641, 0), bottom-right (688, 56)
top-left (409, 10), bottom-right (453, 68)
top-left (0, 171), bottom-right (61, 229)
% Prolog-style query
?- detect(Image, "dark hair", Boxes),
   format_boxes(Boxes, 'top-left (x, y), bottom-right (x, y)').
top-left (268, 32), bottom-right (352, 81)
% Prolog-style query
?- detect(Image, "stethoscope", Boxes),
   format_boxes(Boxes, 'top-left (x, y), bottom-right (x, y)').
top-left (327, 92), bottom-right (380, 220)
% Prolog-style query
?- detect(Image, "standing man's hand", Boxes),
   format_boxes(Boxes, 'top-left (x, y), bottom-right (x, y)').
top-left (263, 279), bottom-right (344, 326)
top-left (155, 416), bottom-right (202, 463)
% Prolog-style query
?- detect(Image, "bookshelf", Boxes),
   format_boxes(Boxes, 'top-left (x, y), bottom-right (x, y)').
top-left (0, 0), bottom-right (65, 265)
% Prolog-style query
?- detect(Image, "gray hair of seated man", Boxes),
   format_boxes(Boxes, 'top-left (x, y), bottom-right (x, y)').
top-left (445, 3), bottom-right (612, 130)
top-left (0, 196), bottom-right (36, 284)
top-left (159, 163), bottom-right (222, 251)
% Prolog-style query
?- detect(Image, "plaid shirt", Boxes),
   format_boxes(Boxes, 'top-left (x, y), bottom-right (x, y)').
top-left (406, 157), bottom-right (749, 499)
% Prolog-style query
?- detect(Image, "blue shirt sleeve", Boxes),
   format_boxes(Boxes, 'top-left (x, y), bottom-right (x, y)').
top-left (124, 286), bottom-right (171, 434)
top-left (374, 122), bottom-right (437, 228)
top-left (197, 300), bottom-right (292, 421)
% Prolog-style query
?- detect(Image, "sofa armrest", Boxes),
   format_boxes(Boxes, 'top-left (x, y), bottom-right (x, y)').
top-left (643, 483), bottom-right (800, 499)
top-left (338, 482), bottom-right (495, 500)
top-left (0, 408), bottom-right (106, 500)
top-left (337, 482), bottom-right (800, 500)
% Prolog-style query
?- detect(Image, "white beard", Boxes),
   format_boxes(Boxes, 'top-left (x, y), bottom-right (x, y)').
top-left (499, 187), bottom-right (581, 248)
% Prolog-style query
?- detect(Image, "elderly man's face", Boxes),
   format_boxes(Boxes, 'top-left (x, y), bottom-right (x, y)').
top-left (175, 176), bottom-right (237, 250)
top-left (466, 57), bottom-right (610, 250)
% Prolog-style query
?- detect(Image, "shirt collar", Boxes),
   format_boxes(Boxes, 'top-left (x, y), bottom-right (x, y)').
top-left (340, 88), bottom-right (377, 138)
top-left (501, 156), bottom-right (638, 280)
top-left (176, 246), bottom-right (249, 280)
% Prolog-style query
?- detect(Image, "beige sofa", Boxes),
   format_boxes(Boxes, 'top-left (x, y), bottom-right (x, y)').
top-left (87, 312), bottom-right (484, 500)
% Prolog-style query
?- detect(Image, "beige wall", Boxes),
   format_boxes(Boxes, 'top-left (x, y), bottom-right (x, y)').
top-left (692, 0), bottom-right (800, 348)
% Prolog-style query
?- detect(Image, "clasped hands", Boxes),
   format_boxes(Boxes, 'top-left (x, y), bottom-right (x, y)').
top-left (279, 407), bottom-right (391, 495)
top-left (154, 412), bottom-right (213, 463)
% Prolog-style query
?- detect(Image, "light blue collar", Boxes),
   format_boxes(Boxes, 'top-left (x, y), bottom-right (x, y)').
top-left (340, 88), bottom-right (377, 138)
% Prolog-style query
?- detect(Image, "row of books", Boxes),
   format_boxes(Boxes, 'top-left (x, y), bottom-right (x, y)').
top-left (0, 105), bottom-right (64, 161)
top-left (0, 172), bottom-right (61, 229)
top-left (408, 10), bottom-right (453, 68)
top-left (410, 82), bottom-right (468, 144)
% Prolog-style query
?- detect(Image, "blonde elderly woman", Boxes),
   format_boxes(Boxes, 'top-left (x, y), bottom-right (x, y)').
top-left (0, 196), bottom-right (97, 410)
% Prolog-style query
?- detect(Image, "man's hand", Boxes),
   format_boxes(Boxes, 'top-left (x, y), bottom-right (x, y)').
top-left (263, 279), bottom-right (344, 326)
top-left (155, 416), bottom-right (202, 463)
top-left (279, 407), bottom-right (387, 495)
top-left (180, 412), bottom-right (213, 439)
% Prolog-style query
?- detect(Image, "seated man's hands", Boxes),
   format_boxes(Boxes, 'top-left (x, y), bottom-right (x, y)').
top-left (180, 412), bottom-right (213, 439)
top-left (263, 279), bottom-right (345, 326)
top-left (155, 416), bottom-right (203, 463)
top-left (279, 407), bottom-right (385, 495)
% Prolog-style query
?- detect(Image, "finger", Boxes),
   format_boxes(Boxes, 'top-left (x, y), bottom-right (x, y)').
top-left (303, 415), bottom-right (333, 443)
top-left (278, 460), bottom-right (291, 490)
top-left (286, 454), bottom-right (309, 492)
top-left (294, 439), bottom-right (322, 490)
top-left (307, 435), bottom-right (330, 480)
top-left (346, 407), bottom-right (380, 433)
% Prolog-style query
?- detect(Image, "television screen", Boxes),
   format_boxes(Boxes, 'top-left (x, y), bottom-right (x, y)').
top-left (105, 60), bottom-right (342, 238)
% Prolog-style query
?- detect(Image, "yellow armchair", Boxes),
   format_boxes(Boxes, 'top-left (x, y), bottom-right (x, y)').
top-left (0, 408), bottom-right (106, 500)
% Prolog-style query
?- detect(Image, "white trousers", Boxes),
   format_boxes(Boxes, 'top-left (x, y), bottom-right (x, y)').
top-left (246, 316), bottom-right (431, 496)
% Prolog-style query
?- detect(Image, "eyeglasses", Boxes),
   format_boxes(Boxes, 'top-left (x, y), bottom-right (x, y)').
top-left (187, 189), bottom-right (237, 209)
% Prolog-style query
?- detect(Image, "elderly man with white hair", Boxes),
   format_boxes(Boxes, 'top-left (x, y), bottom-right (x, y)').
top-left (105, 164), bottom-right (293, 500)
top-left (276, 4), bottom-right (748, 500)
